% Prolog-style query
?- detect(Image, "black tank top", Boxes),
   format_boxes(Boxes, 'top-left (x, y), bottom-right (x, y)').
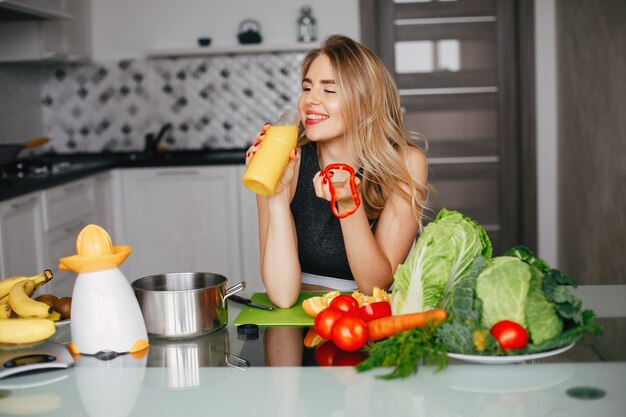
top-left (290, 142), bottom-right (354, 280)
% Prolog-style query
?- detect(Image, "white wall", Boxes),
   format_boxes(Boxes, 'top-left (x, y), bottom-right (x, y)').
top-left (534, 0), bottom-right (558, 267)
top-left (90, 0), bottom-right (360, 60)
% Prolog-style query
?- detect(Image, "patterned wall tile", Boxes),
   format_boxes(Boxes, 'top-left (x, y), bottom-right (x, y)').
top-left (42, 52), bottom-right (305, 153)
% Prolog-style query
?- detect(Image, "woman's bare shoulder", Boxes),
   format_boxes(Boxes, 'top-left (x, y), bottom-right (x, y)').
top-left (406, 146), bottom-right (428, 178)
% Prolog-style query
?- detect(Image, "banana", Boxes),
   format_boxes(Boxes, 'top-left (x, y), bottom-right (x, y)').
top-left (0, 392), bottom-right (61, 415)
top-left (0, 318), bottom-right (56, 344)
top-left (47, 310), bottom-right (61, 321)
top-left (0, 303), bottom-right (11, 319)
top-left (8, 281), bottom-right (52, 319)
top-left (0, 270), bottom-right (53, 300)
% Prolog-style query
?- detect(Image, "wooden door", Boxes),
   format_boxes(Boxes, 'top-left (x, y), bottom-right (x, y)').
top-left (360, 0), bottom-right (536, 255)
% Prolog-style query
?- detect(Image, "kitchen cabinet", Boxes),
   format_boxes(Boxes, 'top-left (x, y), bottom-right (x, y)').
top-left (41, 176), bottom-right (97, 294)
top-left (237, 165), bottom-right (262, 292)
top-left (93, 169), bottom-right (121, 242)
top-left (0, 1), bottom-right (71, 19)
top-left (119, 166), bottom-right (243, 286)
top-left (0, 0), bottom-right (91, 62)
top-left (0, 191), bottom-right (45, 278)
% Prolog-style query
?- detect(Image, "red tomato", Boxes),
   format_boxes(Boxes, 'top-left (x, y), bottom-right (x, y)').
top-left (333, 350), bottom-right (368, 367)
top-left (331, 314), bottom-right (369, 351)
top-left (328, 294), bottom-right (359, 315)
top-left (314, 307), bottom-right (345, 340)
top-left (490, 320), bottom-right (529, 350)
top-left (358, 301), bottom-right (392, 322)
top-left (314, 341), bottom-right (341, 366)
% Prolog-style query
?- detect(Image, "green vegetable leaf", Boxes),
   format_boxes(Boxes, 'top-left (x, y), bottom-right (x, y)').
top-left (542, 269), bottom-right (583, 324)
top-left (391, 209), bottom-right (492, 315)
top-left (475, 257), bottom-right (531, 328)
top-left (504, 245), bottom-right (551, 273)
top-left (525, 266), bottom-right (563, 344)
top-left (356, 325), bottom-right (448, 379)
top-left (440, 255), bottom-right (487, 322)
top-left (526, 309), bottom-right (603, 353)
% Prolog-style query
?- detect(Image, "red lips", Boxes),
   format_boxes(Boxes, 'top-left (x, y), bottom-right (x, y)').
top-left (305, 110), bottom-right (328, 125)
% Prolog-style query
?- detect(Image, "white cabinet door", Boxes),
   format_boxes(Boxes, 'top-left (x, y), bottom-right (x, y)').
top-left (236, 165), bottom-right (264, 293)
top-left (41, 176), bottom-right (97, 294)
top-left (44, 211), bottom-right (96, 295)
top-left (93, 169), bottom-right (121, 241)
top-left (0, 192), bottom-right (45, 278)
top-left (120, 166), bottom-right (242, 285)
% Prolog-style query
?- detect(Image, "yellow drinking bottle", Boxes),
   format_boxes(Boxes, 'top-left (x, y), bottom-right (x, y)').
top-left (242, 110), bottom-right (300, 195)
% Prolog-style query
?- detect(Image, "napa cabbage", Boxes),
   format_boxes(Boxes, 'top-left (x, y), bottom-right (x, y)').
top-left (391, 209), bottom-right (492, 315)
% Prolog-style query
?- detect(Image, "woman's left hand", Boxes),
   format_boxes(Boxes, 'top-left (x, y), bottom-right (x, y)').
top-left (313, 170), bottom-right (361, 216)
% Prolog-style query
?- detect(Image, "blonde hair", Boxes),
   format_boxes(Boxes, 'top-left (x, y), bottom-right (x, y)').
top-left (299, 35), bottom-right (428, 221)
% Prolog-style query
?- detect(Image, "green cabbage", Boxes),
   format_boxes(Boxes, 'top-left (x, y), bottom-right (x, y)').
top-left (391, 209), bottom-right (492, 315)
top-left (525, 267), bottom-right (563, 344)
top-left (475, 257), bottom-right (531, 329)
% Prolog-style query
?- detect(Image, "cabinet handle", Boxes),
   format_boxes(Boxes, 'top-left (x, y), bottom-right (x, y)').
top-left (64, 222), bottom-right (86, 235)
top-left (156, 170), bottom-right (200, 176)
top-left (63, 183), bottom-right (85, 193)
top-left (10, 196), bottom-right (37, 210)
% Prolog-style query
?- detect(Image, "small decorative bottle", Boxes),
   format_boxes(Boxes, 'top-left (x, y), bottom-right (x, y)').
top-left (297, 6), bottom-right (317, 43)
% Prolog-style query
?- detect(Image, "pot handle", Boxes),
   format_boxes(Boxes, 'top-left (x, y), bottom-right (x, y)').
top-left (225, 353), bottom-right (250, 370)
top-left (224, 281), bottom-right (246, 299)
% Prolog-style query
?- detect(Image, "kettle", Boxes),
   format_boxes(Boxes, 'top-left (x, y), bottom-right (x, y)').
top-left (238, 19), bottom-right (262, 44)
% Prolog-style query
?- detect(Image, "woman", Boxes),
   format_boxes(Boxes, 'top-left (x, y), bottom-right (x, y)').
top-left (246, 35), bottom-right (428, 308)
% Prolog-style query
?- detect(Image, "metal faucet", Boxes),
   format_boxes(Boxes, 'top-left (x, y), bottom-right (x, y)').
top-left (144, 123), bottom-right (173, 154)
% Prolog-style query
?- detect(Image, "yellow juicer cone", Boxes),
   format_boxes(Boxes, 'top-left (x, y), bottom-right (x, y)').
top-left (59, 224), bottom-right (132, 273)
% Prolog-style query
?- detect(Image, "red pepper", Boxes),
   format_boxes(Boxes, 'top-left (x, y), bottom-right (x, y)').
top-left (322, 163), bottom-right (361, 219)
top-left (358, 301), bottom-right (392, 322)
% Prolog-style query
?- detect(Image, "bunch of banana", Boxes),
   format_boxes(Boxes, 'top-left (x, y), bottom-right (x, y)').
top-left (8, 280), bottom-right (52, 318)
top-left (0, 318), bottom-right (56, 344)
top-left (0, 270), bottom-right (53, 302)
top-left (0, 270), bottom-right (57, 344)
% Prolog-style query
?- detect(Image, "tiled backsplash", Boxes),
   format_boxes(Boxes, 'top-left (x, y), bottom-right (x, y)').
top-left (39, 52), bottom-right (304, 153)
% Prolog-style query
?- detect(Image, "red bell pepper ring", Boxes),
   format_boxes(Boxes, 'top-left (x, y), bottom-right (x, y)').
top-left (358, 301), bottom-right (392, 322)
top-left (322, 163), bottom-right (361, 219)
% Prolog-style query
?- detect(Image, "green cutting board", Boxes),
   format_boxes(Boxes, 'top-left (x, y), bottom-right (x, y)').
top-left (232, 292), bottom-right (324, 326)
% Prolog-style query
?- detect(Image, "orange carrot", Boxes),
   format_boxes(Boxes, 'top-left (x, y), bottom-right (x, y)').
top-left (367, 308), bottom-right (448, 341)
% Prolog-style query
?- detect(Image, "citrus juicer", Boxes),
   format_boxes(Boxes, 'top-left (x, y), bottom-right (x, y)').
top-left (59, 224), bottom-right (149, 356)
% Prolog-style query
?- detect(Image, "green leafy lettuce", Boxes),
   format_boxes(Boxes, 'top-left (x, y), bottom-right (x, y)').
top-left (504, 246), bottom-right (563, 344)
top-left (475, 257), bottom-right (531, 329)
top-left (391, 209), bottom-right (492, 315)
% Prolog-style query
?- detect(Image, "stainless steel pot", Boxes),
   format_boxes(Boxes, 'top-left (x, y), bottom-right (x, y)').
top-left (147, 328), bottom-right (248, 389)
top-left (131, 272), bottom-right (245, 339)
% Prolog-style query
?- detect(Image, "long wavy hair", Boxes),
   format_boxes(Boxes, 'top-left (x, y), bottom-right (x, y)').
top-left (299, 35), bottom-right (428, 222)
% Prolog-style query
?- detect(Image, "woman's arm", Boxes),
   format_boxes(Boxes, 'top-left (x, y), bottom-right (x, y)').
top-left (257, 149), bottom-right (302, 308)
top-left (337, 148), bottom-right (427, 294)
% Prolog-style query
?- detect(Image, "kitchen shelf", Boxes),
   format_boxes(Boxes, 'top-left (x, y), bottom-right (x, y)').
top-left (145, 42), bottom-right (320, 58)
top-left (0, 0), bottom-right (72, 20)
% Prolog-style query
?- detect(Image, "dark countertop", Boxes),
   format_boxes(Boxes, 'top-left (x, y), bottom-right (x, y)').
top-left (0, 149), bottom-right (246, 202)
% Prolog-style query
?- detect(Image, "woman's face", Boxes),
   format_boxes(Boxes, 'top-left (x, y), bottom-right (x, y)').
top-left (297, 54), bottom-right (346, 143)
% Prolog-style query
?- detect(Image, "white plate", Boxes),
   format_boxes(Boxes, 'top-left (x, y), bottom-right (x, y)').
top-left (55, 319), bottom-right (70, 328)
top-left (447, 343), bottom-right (575, 364)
